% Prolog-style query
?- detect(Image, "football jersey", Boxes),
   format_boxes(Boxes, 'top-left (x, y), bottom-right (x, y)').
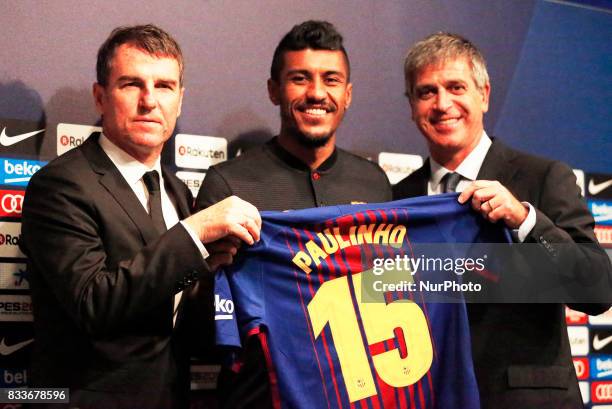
top-left (215, 194), bottom-right (511, 409)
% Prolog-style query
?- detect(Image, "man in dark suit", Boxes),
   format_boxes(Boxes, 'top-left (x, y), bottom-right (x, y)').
top-left (393, 32), bottom-right (612, 409)
top-left (20, 25), bottom-right (261, 409)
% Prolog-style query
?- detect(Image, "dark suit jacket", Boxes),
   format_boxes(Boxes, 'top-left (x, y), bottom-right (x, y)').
top-left (20, 135), bottom-right (209, 409)
top-left (393, 139), bottom-right (612, 409)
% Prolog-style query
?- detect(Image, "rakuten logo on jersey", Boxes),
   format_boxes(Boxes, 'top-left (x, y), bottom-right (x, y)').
top-left (0, 158), bottom-right (46, 187)
top-left (214, 294), bottom-right (234, 321)
top-left (593, 382), bottom-right (612, 403)
top-left (175, 134), bottom-right (227, 170)
top-left (0, 263), bottom-right (28, 290)
top-left (0, 295), bottom-right (32, 322)
top-left (568, 326), bottom-right (589, 356)
top-left (378, 152), bottom-right (423, 185)
top-left (574, 357), bottom-right (589, 380)
top-left (580, 381), bottom-right (590, 404)
top-left (0, 222), bottom-right (24, 258)
top-left (0, 190), bottom-right (24, 218)
top-left (56, 123), bottom-right (101, 156)
top-left (176, 171), bottom-right (205, 197)
top-left (566, 306), bottom-right (588, 325)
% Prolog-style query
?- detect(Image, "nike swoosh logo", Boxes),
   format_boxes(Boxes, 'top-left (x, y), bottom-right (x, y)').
top-left (589, 178), bottom-right (612, 195)
top-left (593, 334), bottom-right (612, 350)
top-left (0, 338), bottom-right (34, 356)
top-left (0, 127), bottom-right (45, 147)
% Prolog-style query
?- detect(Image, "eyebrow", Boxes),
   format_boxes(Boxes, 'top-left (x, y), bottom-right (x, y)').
top-left (115, 76), bottom-right (179, 86)
top-left (285, 69), bottom-right (346, 78)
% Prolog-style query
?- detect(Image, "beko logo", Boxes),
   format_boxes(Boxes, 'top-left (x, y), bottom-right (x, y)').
top-left (56, 123), bottom-right (100, 156)
top-left (214, 294), bottom-right (234, 320)
top-left (593, 357), bottom-right (612, 379)
top-left (0, 368), bottom-right (27, 387)
top-left (0, 158), bottom-right (46, 187)
top-left (175, 134), bottom-right (227, 170)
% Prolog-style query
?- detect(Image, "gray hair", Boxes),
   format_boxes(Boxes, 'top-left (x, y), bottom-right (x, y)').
top-left (403, 32), bottom-right (489, 99)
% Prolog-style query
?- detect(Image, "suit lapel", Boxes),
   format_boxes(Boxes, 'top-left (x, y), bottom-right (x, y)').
top-left (477, 138), bottom-right (519, 186)
top-left (80, 134), bottom-right (160, 244)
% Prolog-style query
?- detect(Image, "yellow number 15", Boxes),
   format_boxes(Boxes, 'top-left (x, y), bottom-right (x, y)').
top-left (307, 271), bottom-right (433, 403)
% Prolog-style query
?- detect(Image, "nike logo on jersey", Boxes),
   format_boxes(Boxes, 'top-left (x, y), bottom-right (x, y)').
top-left (0, 127), bottom-right (45, 147)
top-left (0, 338), bottom-right (34, 356)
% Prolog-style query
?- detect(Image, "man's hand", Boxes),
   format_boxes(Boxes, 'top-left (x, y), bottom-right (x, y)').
top-left (458, 180), bottom-right (528, 229)
top-left (206, 236), bottom-right (244, 271)
top-left (184, 196), bottom-right (261, 245)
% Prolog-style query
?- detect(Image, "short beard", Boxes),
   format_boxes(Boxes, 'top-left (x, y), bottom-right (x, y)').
top-left (291, 128), bottom-right (333, 148)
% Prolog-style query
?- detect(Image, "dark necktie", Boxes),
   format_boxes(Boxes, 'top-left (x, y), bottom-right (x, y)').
top-left (142, 171), bottom-right (167, 234)
top-left (442, 172), bottom-right (462, 193)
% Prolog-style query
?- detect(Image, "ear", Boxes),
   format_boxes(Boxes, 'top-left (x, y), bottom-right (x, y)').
top-left (92, 83), bottom-right (105, 115)
top-left (177, 87), bottom-right (185, 117)
top-left (481, 82), bottom-right (491, 113)
top-left (267, 78), bottom-right (280, 106)
top-left (344, 82), bottom-right (353, 109)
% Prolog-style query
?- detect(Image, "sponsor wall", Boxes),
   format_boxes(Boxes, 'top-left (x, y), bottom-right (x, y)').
top-left (0, 0), bottom-right (610, 407)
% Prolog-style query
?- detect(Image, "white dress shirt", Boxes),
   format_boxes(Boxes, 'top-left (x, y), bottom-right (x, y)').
top-left (427, 131), bottom-right (535, 242)
top-left (99, 134), bottom-right (208, 325)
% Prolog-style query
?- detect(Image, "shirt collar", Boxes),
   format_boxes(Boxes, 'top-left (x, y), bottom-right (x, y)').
top-left (429, 131), bottom-right (492, 190)
top-left (98, 133), bottom-right (162, 186)
top-left (267, 136), bottom-right (338, 173)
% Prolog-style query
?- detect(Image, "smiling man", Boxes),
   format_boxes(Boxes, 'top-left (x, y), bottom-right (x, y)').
top-left (195, 20), bottom-right (391, 408)
top-left (393, 32), bottom-right (612, 409)
top-left (20, 25), bottom-right (261, 409)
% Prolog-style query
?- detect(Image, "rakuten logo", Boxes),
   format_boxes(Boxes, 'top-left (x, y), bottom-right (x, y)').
top-left (176, 171), bottom-right (205, 197)
top-left (56, 123), bottom-right (101, 156)
top-left (175, 134), bottom-right (227, 170)
top-left (0, 190), bottom-right (24, 218)
top-left (378, 152), bottom-right (423, 185)
top-left (0, 295), bottom-right (32, 322)
top-left (566, 306), bottom-right (588, 325)
top-left (0, 222), bottom-right (24, 258)
top-left (214, 294), bottom-right (234, 320)
top-left (593, 382), bottom-right (612, 403)
top-left (568, 326), bottom-right (589, 355)
top-left (0, 158), bottom-right (46, 187)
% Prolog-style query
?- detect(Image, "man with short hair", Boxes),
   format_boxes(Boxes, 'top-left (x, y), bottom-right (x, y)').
top-left (21, 24), bottom-right (261, 409)
top-left (196, 20), bottom-right (391, 408)
top-left (394, 32), bottom-right (612, 408)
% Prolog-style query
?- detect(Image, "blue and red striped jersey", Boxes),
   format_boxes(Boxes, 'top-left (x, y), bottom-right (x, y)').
top-left (216, 194), bottom-right (511, 409)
